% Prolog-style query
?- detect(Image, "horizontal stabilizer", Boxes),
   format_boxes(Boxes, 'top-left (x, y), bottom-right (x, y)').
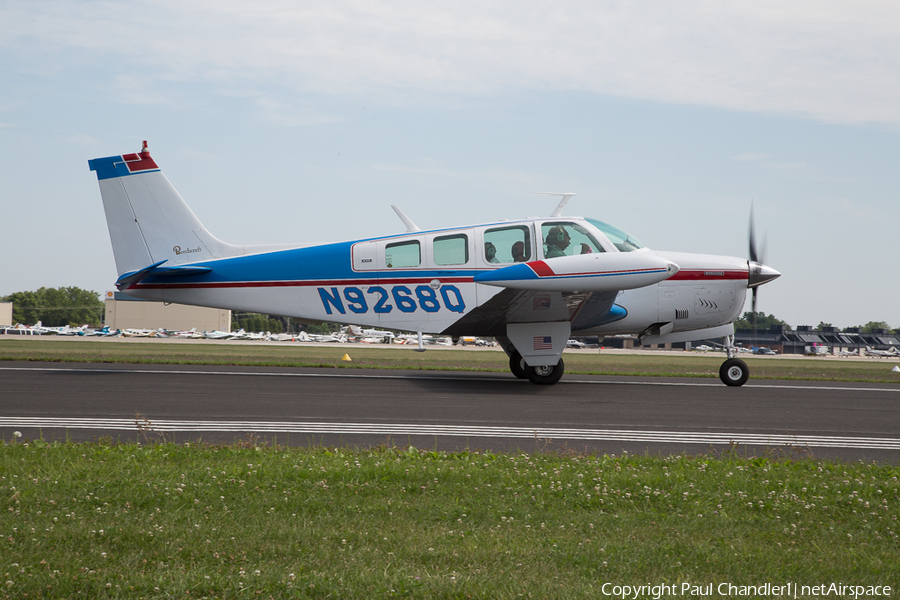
top-left (115, 260), bottom-right (212, 289)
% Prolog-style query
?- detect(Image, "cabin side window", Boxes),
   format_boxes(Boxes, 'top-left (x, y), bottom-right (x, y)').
top-left (433, 234), bottom-right (469, 266)
top-left (541, 222), bottom-right (605, 258)
top-left (385, 240), bottom-right (421, 268)
top-left (484, 225), bottom-right (531, 264)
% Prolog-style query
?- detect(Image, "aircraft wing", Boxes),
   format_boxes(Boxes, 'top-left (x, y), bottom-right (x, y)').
top-left (442, 252), bottom-right (678, 337)
top-left (441, 288), bottom-right (620, 338)
top-left (473, 252), bottom-right (677, 293)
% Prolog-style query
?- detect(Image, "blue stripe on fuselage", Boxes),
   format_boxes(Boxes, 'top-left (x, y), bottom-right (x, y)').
top-left (132, 241), bottom-right (483, 288)
top-left (472, 263), bottom-right (538, 284)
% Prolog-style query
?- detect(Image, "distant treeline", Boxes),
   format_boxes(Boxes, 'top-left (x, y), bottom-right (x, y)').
top-left (1, 287), bottom-right (104, 327)
top-left (734, 311), bottom-right (897, 334)
top-left (231, 313), bottom-right (339, 334)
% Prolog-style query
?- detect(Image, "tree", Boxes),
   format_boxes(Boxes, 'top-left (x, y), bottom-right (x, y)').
top-left (231, 312), bottom-right (285, 333)
top-left (1, 287), bottom-right (104, 327)
top-left (305, 321), bottom-right (341, 334)
top-left (816, 321), bottom-right (833, 330)
top-left (860, 321), bottom-right (892, 333)
top-left (843, 321), bottom-right (892, 333)
top-left (734, 311), bottom-right (790, 331)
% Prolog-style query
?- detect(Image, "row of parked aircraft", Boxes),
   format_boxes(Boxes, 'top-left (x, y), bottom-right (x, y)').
top-left (1, 322), bottom-right (91, 336)
top-left (0, 322), bottom-right (494, 346)
top-left (837, 346), bottom-right (900, 358)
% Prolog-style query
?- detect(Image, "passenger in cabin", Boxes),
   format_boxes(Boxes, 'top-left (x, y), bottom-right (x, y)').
top-left (484, 242), bottom-right (499, 263)
top-left (544, 226), bottom-right (571, 258)
top-left (511, 241), bottom-right (526, 262)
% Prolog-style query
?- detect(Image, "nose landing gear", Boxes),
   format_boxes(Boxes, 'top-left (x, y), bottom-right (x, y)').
top-left (720, 334), bottom-right (749, 386)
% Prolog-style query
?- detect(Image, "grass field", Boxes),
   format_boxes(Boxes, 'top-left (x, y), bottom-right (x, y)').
top-left (1, 439), bottom-right (898, 598)
top-left (3, 338), bottom-right (900, 383)
top-left (2, 338), bottom-right (899, 598)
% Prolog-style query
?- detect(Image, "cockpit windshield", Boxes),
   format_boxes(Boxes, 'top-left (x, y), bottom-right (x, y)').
top-left (586, 218), bottom-right (646, 252)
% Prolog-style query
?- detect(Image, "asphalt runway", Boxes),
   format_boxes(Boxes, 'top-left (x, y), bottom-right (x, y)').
top-left (1, 362), bottom-right (899, 462)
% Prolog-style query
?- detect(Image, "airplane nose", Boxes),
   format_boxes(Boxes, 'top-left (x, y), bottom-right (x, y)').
top-left (748, 261), bottom-right (780, 288)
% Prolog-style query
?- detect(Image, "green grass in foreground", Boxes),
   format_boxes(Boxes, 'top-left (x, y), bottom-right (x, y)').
top-left (3, 339), bottom-right (900, 383)
top-left (1, 439), bottom-right (898, 598)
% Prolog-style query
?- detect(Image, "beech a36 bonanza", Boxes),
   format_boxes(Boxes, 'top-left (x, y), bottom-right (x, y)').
top-left (89, 142), bottom-right (780, 386)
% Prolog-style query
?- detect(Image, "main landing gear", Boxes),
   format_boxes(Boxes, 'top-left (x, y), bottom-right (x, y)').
top-left (719, 334), bottom-right (749, 387)
top-left (509, 351), bottom-right (565, 385)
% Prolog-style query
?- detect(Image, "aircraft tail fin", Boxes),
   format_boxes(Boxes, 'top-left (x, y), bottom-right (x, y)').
top-left (89, 141), bottom-right (241, 278)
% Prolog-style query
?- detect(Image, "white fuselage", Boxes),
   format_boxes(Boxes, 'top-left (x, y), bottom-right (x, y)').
top-left (124, 217), bottom-right (750, 342)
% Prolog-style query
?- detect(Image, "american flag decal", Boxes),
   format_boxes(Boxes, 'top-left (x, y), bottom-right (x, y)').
top-left (533, 336), bottom-right (552, 350)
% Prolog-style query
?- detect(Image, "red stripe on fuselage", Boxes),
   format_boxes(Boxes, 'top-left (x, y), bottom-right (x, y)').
top-left (527, 261), bottom-right (556, 277)
top-left (668, 270), bottom-right (748, 281)
top-left (524, 261), bottom-right (665, 279)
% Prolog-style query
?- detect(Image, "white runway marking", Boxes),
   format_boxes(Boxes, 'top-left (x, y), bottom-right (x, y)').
top-left (2, 365), bottom-right (900, 393)
top-left (2, 417), bottom-right (899, 450)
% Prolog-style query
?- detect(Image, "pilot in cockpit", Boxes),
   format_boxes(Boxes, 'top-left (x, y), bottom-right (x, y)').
top-left (544, 226), bottom-right (571, 258)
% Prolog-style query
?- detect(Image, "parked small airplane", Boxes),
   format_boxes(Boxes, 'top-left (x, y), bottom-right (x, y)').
top-left (312, 333), bottom-right (348, 343)
top-left (55, 324), bottom-right (89, 336)
top-left (121, 327), bottom-right (160, 338)
top-left (89, 142), bottom-right (780, 386)
top-left (865, 346), bottom-right (900, 358)
top-left (27, 321), bottom-right (54, 335)
top-left (203, 330), bottom-right (233, 340)
top-left (25, 322), bottom-right (89, 336)
top-left (345, 324), bottom-right (395, 342)
top-left (169, 328), bottom-right (204, 339)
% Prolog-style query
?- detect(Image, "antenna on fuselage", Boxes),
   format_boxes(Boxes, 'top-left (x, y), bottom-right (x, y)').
top-left (391, 205), bottom-right (420, 233)
top-left (533, 192), bottom-right (577, 217)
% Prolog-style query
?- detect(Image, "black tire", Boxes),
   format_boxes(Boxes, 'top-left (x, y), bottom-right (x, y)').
top-left (719, 358), bottom-right (749, 387)
top-left (509, 351), bottom-right (528, 379)
top-left (526, 358), bottom-right (565, 385)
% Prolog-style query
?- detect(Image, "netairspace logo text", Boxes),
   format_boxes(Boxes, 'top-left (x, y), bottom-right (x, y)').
top-left (600, 582), bottom-right (892, 599)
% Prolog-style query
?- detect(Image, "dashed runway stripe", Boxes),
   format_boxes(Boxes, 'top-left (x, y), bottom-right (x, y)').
top-left (2, 417), bottom-right (899, 450)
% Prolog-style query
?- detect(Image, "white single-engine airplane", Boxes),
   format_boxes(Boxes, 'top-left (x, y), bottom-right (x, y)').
top-left (89, 142), bottom-right (780, 386)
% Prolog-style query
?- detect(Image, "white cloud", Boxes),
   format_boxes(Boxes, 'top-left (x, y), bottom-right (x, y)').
top-left (3, 0), bottom-right (900, 124)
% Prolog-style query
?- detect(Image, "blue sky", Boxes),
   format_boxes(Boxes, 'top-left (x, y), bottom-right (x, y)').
top-left (2, 0), bottom-right (898, 329)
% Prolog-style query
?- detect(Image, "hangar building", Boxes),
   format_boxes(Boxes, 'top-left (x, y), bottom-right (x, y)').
top-left (104, 292), bottom-right (231, 332)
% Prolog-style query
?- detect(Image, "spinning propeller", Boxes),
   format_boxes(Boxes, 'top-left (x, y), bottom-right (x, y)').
top-left (747, 205), bottom-right (781, 324)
